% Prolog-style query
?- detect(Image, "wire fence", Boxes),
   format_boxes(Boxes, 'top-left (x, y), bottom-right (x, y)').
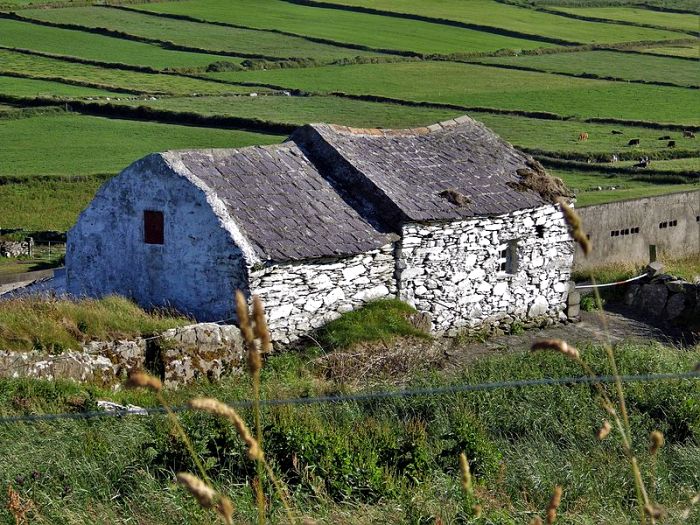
top-left (1, 370), bottom-right (697, 426)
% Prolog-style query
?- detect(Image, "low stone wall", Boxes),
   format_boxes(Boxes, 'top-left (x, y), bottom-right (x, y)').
top-left (397, 205), bottom-right (573, 334)
top-left (251, 243), bottom-right (396, 343)
top-left (623, 274), bottom-right (700, 332)
top-left (0, 323), bottom-right (244, 388)
top-left (0, 239), bottom-right (33, 258)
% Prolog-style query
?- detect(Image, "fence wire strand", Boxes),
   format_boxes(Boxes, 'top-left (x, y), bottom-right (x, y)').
top-left (0, 370), bottom-right (697, 426)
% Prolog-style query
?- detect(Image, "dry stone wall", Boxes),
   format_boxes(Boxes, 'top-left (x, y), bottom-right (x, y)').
top-left (250, 244), bottom-right (396, 343)
top-left (397, 205), bottom-right (573, 333)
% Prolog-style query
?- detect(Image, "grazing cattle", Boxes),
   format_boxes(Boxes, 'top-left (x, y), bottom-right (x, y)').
top-left (628, 138), bottom-right (640, 146)
top-left (667, 140), bottom-right (676, 148)
top-left (579, 132), bottom-right (589, 141)
top-left (611, 130), bottom-right (624, 135)
top-left (658, 135), bottom-right (671, 140)
top-left (683, 130), bottom-right (696, 138)
top-left (610, 154), bottom-right (619, 163)
top-left (634, 156), bottom-right (650, 168)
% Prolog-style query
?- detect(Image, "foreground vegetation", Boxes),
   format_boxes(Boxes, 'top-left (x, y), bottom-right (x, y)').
top-left (0, 296), bottom-right (190, 352)
top-left (0, 323), bottom-right (698, 523)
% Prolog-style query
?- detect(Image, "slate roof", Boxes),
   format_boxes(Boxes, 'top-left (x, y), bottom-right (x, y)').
top-left (167, 144), bottom-right (394, 262)
top-left (304, 116), bottom-right (548, 221)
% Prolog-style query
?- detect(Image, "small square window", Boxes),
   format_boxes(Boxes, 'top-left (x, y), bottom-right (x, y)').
top-left (498, 242), bottom-right (518, 274)
top-left (144, 210), bottom-right (164, 245)
top-left (623, 228), bottom-right (629, 235)
top-left (535, 225), bottom-right (545, 238)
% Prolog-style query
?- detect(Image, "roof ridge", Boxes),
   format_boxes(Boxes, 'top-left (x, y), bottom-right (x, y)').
top-left (313, 115), bottom-right (479, 137)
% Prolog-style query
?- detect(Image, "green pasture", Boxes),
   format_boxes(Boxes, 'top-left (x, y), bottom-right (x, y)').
top-left (216, 61), bottom-right (700, 124)
top-left (0, 50), bottom-right (256, 95)
top-left (639, 41), bottom-right (700, 57)
top-left (314, 0), bottom-right (684, 43)
top-left (22, 6), bottom-right (379, 62)
top-left (0, 112), bottom-right (282, 178)
top-left (125, 94), bottom-right (464, 128)
top-left (531, 0), bottom-right (700, 14)
top-left (552, 5), bottom-right (700, 32)
top-left (0, 178), bottom-right (106, 231)
top-left (0, 17), bottom-right (231, 70)
top-left (476, 112), bottom-right (700, 156)
top-left (0, 74), bottom-right (117, 98)
top-left (477, 49), bottom-right (700, 87)
top-left (134, 0), bottom-right (560, 56)
top-left (602, 157), bottom-right (700, 171)
top-left (553, 168), bottom-right (699, 206)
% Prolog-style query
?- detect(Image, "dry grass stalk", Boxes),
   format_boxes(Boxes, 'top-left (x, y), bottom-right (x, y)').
top-left (556, 197), bottom-right (591, 256)
top-left (189, 398), bottom-right (263, 461)
top-left (546, 485), bottom-right (562, 524)
top-left (176, 473), bottom-right (233, 525)
top-left (252, 295), bottom-right (273, 354)
top-left (531, 339), bottom-right (580, 359)
top-left (649, 431), bottom-right (664, 454)
top-left (459, 452), bottom-right (472, 494)
top-left (597, 420), bottom-right (612, 440)
top-left (680, 492), bottom-right (700, 519)
top-left (125, 371), bottom-right (162, 391)
top-left (530, 517), bottom-right (543, 525)
top-left (235, 290), bottom-right (255, 345)
top-left (643, 503), bottom-right (664, 520)
top-left (6, 485), bottom-right (29, 525)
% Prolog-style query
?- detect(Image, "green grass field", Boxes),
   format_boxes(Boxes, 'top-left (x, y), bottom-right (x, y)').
top-left (124, 94), bottom-right (464, 128)
top-left (0, 73), bottom-right (118, 98)
top-left (0, 17), bottom-right (231, 70)
top-left (552, 5), bottom-right (700, 32)
top-left (134, 0), bottom-right (562, 55)
top-left (639, 41), bottom-right (700, 57)
top-left (477, 49), bottom-right (700, 87)
top-left (217, 61), bottom-right (700, 124)
top-left (531, 0), bottom-right (700, 13)
top-left (316, 0), bottom-right (685, 43)
top-left (0, 49), bottom-right (257, 95)
top-left (21, 6), bottom-right (381, 62)
top-left (0, 112), bottom-right (282, 178)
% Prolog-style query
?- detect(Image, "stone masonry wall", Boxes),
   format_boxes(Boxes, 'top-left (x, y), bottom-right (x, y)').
top-left (250, 244), bottom-right (396, 343)
top-left (398, 204), bottom-right (573, 333)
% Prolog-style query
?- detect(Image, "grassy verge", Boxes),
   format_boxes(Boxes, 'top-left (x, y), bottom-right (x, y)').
top-left (0, 295), bottom-right (190, 352)
top-left (0, 244), bottom-right (65, 275)
top-left (0, 338), bottom-right (698, 523)
top-left (572, 254), bottom-right (700, 283)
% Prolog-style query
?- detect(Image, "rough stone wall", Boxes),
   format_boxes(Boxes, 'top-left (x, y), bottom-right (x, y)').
top-left (575, 190), bottom-right (700, 270)
top-left (624, 275), bottom-right (699, 333)
top-left (398, 204), bottom-right (573, 333)
top-left (0, 239), bottom-right (32, 258)
top-left (66, 154), bottom-right (249, 321)
top-left (0, 323), bottom-right (244, 388)
top-left (250, 244), bottom-right (396, 343)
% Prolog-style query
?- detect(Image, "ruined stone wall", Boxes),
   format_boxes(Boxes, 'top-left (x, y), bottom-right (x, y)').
top-left (250, 244), bottom-right (396, 343)
top-left (397, 204), bottom-right (573, 333)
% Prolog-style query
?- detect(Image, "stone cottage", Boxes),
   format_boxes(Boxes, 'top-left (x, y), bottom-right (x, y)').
top-left (67, 116), bottom-right (574, 342)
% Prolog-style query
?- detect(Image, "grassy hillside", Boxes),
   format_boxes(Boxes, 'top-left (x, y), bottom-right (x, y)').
top-left (0, 0), bottom-right (696, 230)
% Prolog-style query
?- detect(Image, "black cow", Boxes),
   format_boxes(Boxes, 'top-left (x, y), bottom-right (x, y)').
top-left (628, 138), bottom-right (640, 146)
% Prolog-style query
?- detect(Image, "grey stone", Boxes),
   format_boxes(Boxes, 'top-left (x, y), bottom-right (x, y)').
top-left (663, 293), bottom-right (686, 320)
top-left (640, 283), bottom-right (668, 313)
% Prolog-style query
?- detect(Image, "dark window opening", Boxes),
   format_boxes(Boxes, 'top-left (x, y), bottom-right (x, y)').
top-left (535, 225), bottom-right (545, 238)
top-left (144, 210), bottom-right (164, 245)
top-left (498, 242), bottom-right (518, 274)
top-left (670, 219), bottom-right (677, 227)
top-left (696, 215), bottom-right (699, 222)
top-left (659, 221), bottom-right (668, 229)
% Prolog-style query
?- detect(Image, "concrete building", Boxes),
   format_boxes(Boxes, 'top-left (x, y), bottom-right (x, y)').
top-left (67, 116), bottom-right (574, 342)
top-left (574, 190), bottom-right (700, 270)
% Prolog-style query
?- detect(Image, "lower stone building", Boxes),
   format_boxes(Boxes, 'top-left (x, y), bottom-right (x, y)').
top-left (67, 116), bottom-right (574, 342)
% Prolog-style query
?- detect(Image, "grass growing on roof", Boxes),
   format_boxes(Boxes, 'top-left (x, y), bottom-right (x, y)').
top-left (0, 17), bottom-right (229, 70)
top-left (218, 61), bottom-right (700, 125)
top-left (314, 299), bottom-right (430, 350)
top-left (134, 0), bottom-right (559, 56)
top-left (0, 295), bottom-right (189, 352)
top-left (22, 6), bottom-right (379, 62)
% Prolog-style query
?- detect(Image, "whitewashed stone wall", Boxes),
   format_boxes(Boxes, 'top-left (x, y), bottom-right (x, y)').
top-left (250, 244), bottom-right (396, 343)
top-left (398, 204), bottom-right (573, 333)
